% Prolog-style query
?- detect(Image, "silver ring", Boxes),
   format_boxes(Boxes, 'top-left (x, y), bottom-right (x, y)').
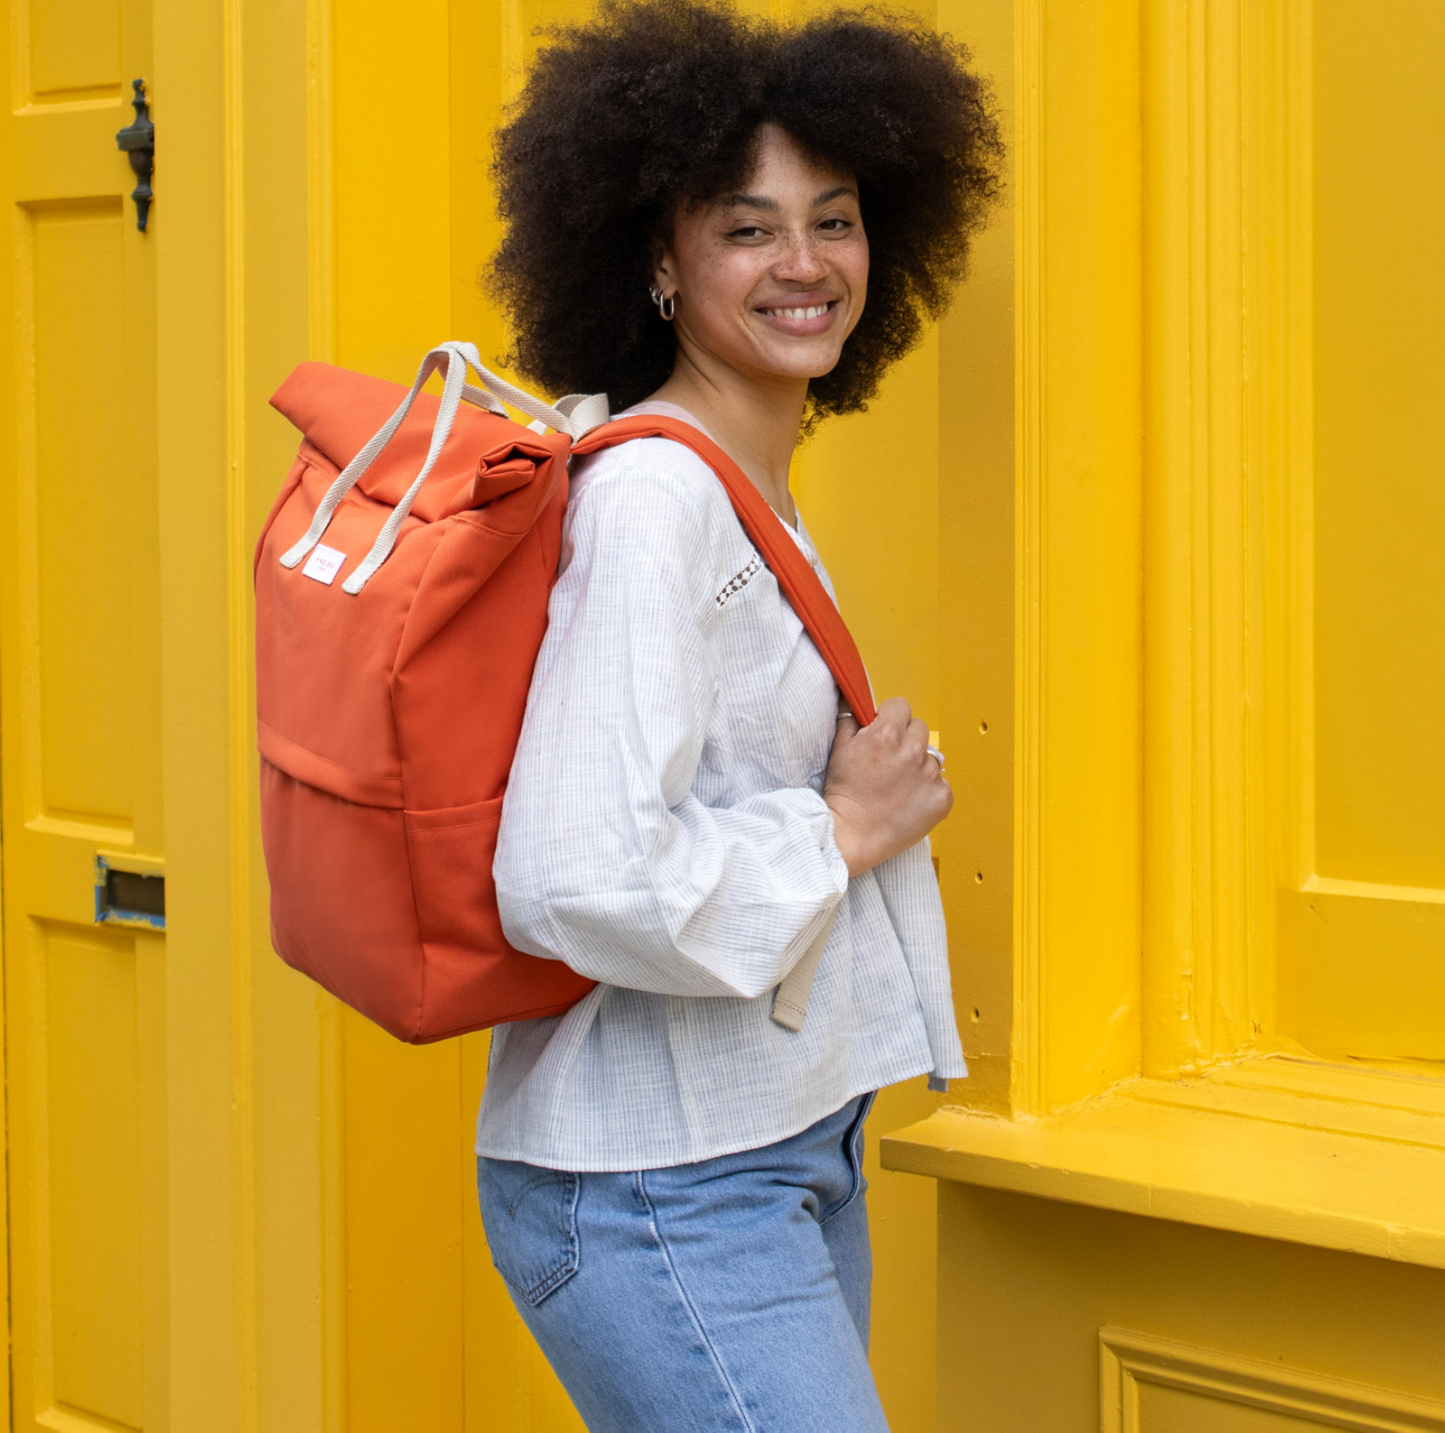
top-left (927, 744), bottom-right (946, 771)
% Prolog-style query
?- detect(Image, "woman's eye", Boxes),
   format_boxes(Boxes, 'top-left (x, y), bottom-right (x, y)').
top-left (818, 218), bottom-right (852, 232)
top-left (729, 226), bottom-right (765, 239)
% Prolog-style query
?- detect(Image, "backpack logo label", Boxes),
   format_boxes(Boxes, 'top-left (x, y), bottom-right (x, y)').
top-left (302, 544), bottom-right (347, 586)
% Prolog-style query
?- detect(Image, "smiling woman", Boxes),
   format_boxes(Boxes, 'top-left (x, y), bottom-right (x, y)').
top-left (476, 3), bottom-right (1003, 1428)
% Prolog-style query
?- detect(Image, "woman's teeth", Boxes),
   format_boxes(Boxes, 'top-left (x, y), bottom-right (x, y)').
top-left (766, 303), bottom-right (831, 320)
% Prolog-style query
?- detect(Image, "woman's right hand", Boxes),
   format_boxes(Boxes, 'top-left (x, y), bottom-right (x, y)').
top-left (823, 697), bottom-right (953, 878)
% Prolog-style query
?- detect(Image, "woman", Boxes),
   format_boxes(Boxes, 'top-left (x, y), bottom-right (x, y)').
top-left (477, 2), bottom-right (1003, 1427)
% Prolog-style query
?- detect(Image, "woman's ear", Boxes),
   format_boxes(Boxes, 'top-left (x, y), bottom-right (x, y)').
top-left (649, 224), bottom-right (678, 297)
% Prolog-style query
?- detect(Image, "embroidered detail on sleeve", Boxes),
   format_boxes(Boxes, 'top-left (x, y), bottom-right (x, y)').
top-left (715, 552), bottom-right (764, 609)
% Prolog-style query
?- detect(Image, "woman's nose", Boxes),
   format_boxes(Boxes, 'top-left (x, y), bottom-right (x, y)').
top-left (775, 230), bottom-right (828, 282)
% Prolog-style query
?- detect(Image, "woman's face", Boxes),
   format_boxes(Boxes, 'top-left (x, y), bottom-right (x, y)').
top-left (655, 124), bottom-right (868, 388)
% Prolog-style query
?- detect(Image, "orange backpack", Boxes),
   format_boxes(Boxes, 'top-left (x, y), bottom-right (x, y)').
top-left (256, 342), bottom-right (875, 1043)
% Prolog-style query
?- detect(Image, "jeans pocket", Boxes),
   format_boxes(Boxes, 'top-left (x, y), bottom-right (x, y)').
top-left (477, 1156), bottom-right (580, 1306)
top-left (821, 1090), bottom-right (877, 1225)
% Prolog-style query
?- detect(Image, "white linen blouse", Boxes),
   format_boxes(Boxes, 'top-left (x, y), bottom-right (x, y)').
top-left (475, 406), bottom-right (967, 1172)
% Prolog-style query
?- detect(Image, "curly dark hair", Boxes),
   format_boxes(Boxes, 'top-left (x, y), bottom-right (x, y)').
top-left (489, 0), bottom-right (1004, 423)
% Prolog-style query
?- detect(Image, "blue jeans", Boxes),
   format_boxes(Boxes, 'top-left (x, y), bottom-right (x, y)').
top-left (477, 1093), bottom-right (888, 1431)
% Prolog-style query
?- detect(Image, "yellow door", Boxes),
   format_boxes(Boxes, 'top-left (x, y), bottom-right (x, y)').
top-left (0, 3), bottom-right (168, 1430)
top-left (331, 12), bottom-right (597, 1424)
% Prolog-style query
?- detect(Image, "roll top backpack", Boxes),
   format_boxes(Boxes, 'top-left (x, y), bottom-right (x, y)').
top-left (256, 341), bottom-right (875, 1043)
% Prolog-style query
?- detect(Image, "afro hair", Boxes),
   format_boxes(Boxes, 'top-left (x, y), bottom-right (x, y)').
top-left (489, 0), bottom-right (1004, 423)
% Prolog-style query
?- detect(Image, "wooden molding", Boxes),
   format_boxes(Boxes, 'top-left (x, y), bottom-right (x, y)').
top-left (1010, 0), bottom-right (1044, 1117)
top-left (884, 1078), bottom-right (1445, 1272)
top-left (1139, 0), bottom-right (1292, 1076)
top-left (1101, 1326), bottom-right (1445, 1431)
top-left (1010, 0), bottom-right (1145, 1117)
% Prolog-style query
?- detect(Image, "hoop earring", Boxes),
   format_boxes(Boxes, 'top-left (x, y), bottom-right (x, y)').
top-left (649, 286), bottom-right (677, 322)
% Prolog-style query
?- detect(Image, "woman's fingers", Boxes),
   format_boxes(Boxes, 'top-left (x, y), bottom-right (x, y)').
top-left (907, 716), bottom-right (932, 760)
top-left (823, 694), bottom-right (955, 877)
top-left (874, 695), bottom-right (913, 729)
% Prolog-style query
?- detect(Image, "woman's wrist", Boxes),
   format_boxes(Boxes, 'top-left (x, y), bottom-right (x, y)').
top-left (825, 799), bottom-right (877, 879)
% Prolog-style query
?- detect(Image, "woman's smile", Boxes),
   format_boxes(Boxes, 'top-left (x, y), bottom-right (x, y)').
top-left (754, 296), bottom-right (841, 335)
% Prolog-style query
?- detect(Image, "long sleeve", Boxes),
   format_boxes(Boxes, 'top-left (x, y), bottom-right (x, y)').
top-left (493, 457), bottom-right (850, 1000)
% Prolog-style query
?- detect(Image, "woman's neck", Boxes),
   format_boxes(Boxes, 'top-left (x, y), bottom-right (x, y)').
top-left (646, 352), bottom-right (806, 526)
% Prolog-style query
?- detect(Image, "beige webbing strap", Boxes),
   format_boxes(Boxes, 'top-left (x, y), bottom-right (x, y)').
top-left (769, 906), bottom-right (838, 1032)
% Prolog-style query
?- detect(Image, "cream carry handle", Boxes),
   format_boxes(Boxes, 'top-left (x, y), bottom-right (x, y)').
top-left (769, 906), bottom-right (837, 1032)
top-left (278, 341), bottom-right (610, 594)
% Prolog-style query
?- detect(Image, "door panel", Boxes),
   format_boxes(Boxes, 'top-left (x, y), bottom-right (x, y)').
top-left (30, 200), bottom-right (134, 825)
top-left (43, 925), bottom-right (145, 1428)
top-left (0, 0), bottom-right (165, 1429)
top-left (1279, 0), bottom-right (1445, 1062)
top-left (1135, 1390), bottom-right (1316, 1433)
top-left (1312, 0), bottom-right (1445, 894)
top-left (27, 0), bottom-right (122, 102)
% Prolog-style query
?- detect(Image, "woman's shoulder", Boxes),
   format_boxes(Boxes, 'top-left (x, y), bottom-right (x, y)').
top-left (568, 432), bottom-right (736, 525)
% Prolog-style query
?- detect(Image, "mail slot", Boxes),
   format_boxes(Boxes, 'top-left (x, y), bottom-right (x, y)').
top-left (94, 853), bottom-right (166, 930)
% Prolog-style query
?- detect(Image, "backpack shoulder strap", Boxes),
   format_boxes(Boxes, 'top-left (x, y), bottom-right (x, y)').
top-left (572, 415), bottom-right (875, 1035)
top-left (571, 415), bottom-right (877, 726)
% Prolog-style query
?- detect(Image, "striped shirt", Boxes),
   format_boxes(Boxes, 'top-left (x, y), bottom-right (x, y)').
top-left (475, 407), bottom-right (966, 1171)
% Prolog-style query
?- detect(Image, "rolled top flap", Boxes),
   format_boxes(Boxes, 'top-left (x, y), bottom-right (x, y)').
top-left (271, 361), bottom-right (570, 522)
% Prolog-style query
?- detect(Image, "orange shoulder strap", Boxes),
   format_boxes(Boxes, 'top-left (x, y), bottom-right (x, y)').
top-left (571, 416), bottom-right (876, 726)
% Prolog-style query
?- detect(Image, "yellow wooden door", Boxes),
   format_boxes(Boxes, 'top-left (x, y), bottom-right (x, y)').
top-left (331, 11), bottom-right (595, 1426)
top-left (0, 3), bottom-right (168, 1430)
